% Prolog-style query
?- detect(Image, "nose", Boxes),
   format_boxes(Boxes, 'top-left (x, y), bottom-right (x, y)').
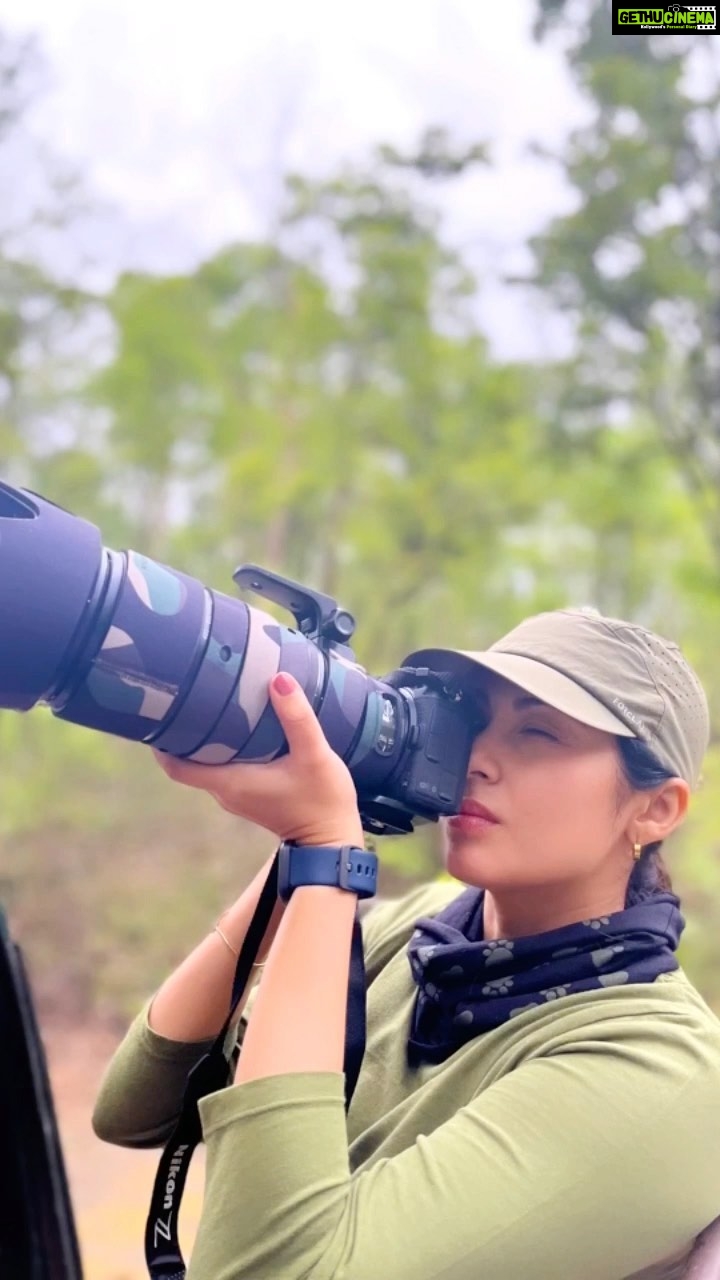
top-left (467, 726), bottom-right (501, 783)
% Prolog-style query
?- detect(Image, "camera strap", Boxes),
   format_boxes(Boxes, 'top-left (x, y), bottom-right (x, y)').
top-left (144, 850), bottom-right (367, 1280)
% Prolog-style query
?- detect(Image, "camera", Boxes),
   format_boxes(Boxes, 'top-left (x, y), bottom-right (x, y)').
top-left (0, 479), bottom-right (480, 835)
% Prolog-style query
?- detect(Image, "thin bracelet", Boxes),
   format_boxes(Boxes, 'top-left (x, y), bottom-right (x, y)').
top-left (212, 920), bottom-right (265, 968)
top-left (213, 922), bottom-right (239, 959)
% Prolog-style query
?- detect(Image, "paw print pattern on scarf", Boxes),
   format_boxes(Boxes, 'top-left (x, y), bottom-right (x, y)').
top-left (540, 985), bottom-right (571, 1001)
top-left (508, 1002), bottom-right (540, 1018)
top-left (582, 916), bottom-right (610, 930)
top-left (482, 976), bottom-right (514, 996)
top-left (591, 944), bottom-right (624, 969)
top-left (417, 945), bottom-right (437, 963)
top-left (410, 945), bottom-right (437, 978)
top-left (482, 940), bottom-right (514, 965)
top-left (453, 1009), bottom-right (474, 1026)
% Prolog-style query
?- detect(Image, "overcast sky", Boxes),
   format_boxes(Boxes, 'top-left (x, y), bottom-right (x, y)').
top-left (2, 0), bottom-right (587, 356)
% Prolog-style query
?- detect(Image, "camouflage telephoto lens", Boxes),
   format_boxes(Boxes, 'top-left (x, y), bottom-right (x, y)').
top-left (0, 481), bottom-right (409, 796)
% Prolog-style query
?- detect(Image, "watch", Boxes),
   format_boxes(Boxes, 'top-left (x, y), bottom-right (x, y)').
top-left (277, 842), bottom-right (379, 903)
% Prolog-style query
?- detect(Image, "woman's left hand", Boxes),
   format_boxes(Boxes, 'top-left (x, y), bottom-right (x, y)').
top-left (152, 672), bottom-right (364, 847)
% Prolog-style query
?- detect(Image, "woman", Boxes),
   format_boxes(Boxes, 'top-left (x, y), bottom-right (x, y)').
top-left (93, 608), bottom-right (720, 1280)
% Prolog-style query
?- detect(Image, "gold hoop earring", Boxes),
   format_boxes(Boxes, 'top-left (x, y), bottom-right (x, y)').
top-left (632, 841), bottom-right (643, 861)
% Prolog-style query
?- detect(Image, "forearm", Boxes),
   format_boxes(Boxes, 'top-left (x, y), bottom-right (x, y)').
top-left (236, 820), bottom-right (365, 1083)
top-left (148, 851), bottom-right (285, 1042)
top-left (92, 1000), bottom-right (219, 1146)
top-left (235, 886), bottom-right (357, 1082)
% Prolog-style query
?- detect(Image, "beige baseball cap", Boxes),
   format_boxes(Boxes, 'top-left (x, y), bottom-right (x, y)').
top-left (404, 608), bottom-right (709, 788)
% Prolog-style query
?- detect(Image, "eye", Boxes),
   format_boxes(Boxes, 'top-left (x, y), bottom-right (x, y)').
top-left (520, 725), bottom-right (558, 741)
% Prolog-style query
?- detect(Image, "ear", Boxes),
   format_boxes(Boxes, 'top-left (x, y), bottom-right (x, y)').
top-left (629, 778), bottom-right (690, 847)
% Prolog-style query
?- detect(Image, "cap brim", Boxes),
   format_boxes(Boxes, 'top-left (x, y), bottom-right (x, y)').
top-left (404, 648), bottom-right (636, 738)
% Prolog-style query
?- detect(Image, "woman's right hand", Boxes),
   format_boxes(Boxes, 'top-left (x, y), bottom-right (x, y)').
top-left (152, 672), bottom-right (364, 848)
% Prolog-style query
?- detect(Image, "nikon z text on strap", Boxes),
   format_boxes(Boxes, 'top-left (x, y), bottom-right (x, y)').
top-left (144, 850), bottom-right (368, 1280)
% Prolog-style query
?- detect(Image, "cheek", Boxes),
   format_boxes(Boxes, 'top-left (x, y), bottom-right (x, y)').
top-left (514, 758), bottom-right (620, 852)
top-left (443, 751), bottom-right (623, 887)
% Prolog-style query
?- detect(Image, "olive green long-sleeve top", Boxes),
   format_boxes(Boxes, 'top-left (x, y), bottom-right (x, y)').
top-left (93, 884), bottom-right (720, 1280)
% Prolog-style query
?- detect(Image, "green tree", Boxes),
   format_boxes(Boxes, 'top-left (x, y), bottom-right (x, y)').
top-left (528, 0), bottom-right (720, 996)
top-left (0, 30), bottom-right (96, 496)
top-left (93, 153), bottom-right (551, 663)
top-left (530, 2), bottom-right (720, 563)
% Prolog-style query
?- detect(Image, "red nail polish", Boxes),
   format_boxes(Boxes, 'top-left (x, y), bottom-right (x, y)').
top-left (273, 672), bottom-right (295, 695)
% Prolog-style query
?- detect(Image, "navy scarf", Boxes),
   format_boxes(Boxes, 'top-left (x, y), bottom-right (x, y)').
top-left (407, 887), bottom-right (685, 1066)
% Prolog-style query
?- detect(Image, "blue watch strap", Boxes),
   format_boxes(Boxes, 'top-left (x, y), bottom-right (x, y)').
top-left (277, 843), bottom-right (378, 902)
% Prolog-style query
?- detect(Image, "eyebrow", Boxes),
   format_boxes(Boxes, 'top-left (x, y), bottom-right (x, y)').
top-left (511, 694), bottom-right (549, 711)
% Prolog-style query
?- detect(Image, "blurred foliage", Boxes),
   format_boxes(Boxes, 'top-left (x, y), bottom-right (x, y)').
top-left (530, 0), bottom-right (720, 995)
top-left (3, 16), bottom-right (720, 1020)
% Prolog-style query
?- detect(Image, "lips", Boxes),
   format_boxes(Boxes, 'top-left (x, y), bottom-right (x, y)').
top-left (458, 798), bottom-right (500, 823)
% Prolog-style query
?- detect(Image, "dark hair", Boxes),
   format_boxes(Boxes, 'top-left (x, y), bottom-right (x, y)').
top-left (617, 736), bottom-right (676, 906)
